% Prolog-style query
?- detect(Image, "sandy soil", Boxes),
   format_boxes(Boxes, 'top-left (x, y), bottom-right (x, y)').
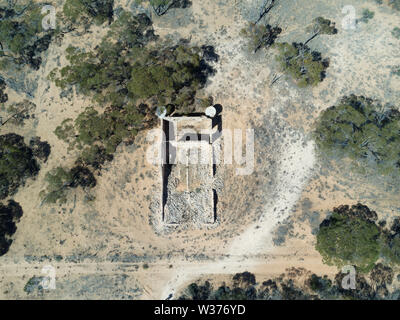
top-left (0, 0), bottom-right (399, 299)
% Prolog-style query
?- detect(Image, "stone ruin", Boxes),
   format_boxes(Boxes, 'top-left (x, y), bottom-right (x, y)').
top-left (160, 114), bottom-right (218, 225)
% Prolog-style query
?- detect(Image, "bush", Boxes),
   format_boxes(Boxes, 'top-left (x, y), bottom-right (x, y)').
top-left (62, 0), bottom-right (114, 28)
top-left (391, 27), bottom-right (400, 39)
top-left (274, 42), bottom-right (329, 87)
top-left (313, 95), bottom-right (400, 177)
top-left (0, 200), bottom-right (23, 256)
top-left (359, 9), bottom-right (375, 23)
top-left (0, 133), bottom-right (40, 199)
top-left (48, 11), bottom-right (215, 202)
top-left (389, 0), bottom-right (400, 11)
top-left (240, 23), bottom-right (282, 52)
top-left (0, 78), bottom-right (7, 103)
top-left (307, 17), bottom-right (338, 36)
top-left (135, 0), bottom-right (191, 16)
top-left (29, 137), bottom-right (51, 162)
top-left (2, 100), bottom-right (36, 126)
top-left (0, 3), bottom-right (54, 69)
top-left (40, 165), bottom-right (96, 204)
top-left (316, 204), bottom-right (381, 272)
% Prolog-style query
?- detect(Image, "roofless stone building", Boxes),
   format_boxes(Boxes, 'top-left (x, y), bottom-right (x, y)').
top-left (160, 112), bottom-right (217, 225)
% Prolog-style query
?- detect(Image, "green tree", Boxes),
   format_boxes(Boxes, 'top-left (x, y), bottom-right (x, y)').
top-left (0, 133), bottom-right (40, 199)
top-left (62, 0), bottom-right (114, 28)
top-left (0, 78), bottom-right (7, 103)
top-left (392, 27), bottom-right (400, 39)
top-left (0, 200), bottom-right (23, 256)
top-left (47, 11), bottom-right (215, 202)
top-left (274, 42), bottom-right (329, 87)
top-left (240, 23), bottom-right (282, 53)
top-left (306, 16), bottom-right (337, 41)
top-left (314, 95), bottom-right (400, 177)
top-left (359, 9), bottom-right (375, 23)
top-left (316, 204), bottom-right (381, 272)
top-left (390, 0), bottom-right (400, 11)
top-left (40, 165), bottom-right (96, 204)
top-left (0, 2), bottom-right (54, 69)
top-left (381, 217), bottom-right (400, 264)
top-left (135, 0), bottom-right (189, 16)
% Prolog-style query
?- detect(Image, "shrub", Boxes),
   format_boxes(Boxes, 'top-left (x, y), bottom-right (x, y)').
top-left (389, 0), bottom-right (400, 11)
top-left (0, 78), bottom-right (7, 103)
top-left (314, 95), bottom-right (400, 177)
top-left (2, 100), bottom-right (36, 126)
top-left (40, 165), bottom-right (96, 204)
top-left (316, 204), bottom-right (381, 272)
top-left (359, 9), bottom-right (375, 23)
top-left (0, 200), bottom-right (23, 256)
top-left (0, 3), bottom-right (54, 69)
top-left (391, 27), bottom-right (400, 39)
top-left (62, 0), bottom-right (114, 28)
top-left (274, 42), bottom-right (329, 87)
top-left (47, 11), bottom-right (215, 202)
top-left (135, 0), bottom-right (191, 16)
top-left (0, 133), bottom-right (40, 199)
top-left (306, 17), bottom-right (338, 36)
top-left (29, 137), bottom-right (51, 162)
top-left (391, 65), bottom-right (400, 76)
top-left (240, 23), bottom-right (282, 52)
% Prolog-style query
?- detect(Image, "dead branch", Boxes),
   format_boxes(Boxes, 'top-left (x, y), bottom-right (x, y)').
top-left (255, 0), bottom-right (277, 25)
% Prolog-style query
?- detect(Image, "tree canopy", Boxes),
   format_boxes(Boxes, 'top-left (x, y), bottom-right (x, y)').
top-left (0, 2), bottom-right (54, 70)
top-left (135, 0), bottom-right (191, 16)
top-left (0, 133), bottom-right (40, 199)
top-left (50, 11), bottom-right (213, 112)
top-left (240, 23), bottom-right (282, 53)
top-left (316, 204), bottom-right (381, 272)
top-left (0, 200), bottom-right (23, 256)
top-left (62, 0), bottom-right (114, 27)
top-left (273, 42), bottom-right (329, 87)
top-left (306, 17), bottom-right (337, 37)
top-left (314, 95), bottom-right (400, 177)
top-left (45, 11), bottom-right (215, 203)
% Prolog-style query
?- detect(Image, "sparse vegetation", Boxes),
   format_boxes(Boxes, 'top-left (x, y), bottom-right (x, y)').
top-left (359, 9), bottom-right (375, 23)
top-left (391, 27), bottom-right (400, 39)
top-left (24, 276), bottom-right (44, 294)
top-left (240, 23), bottom-right (282, 53)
